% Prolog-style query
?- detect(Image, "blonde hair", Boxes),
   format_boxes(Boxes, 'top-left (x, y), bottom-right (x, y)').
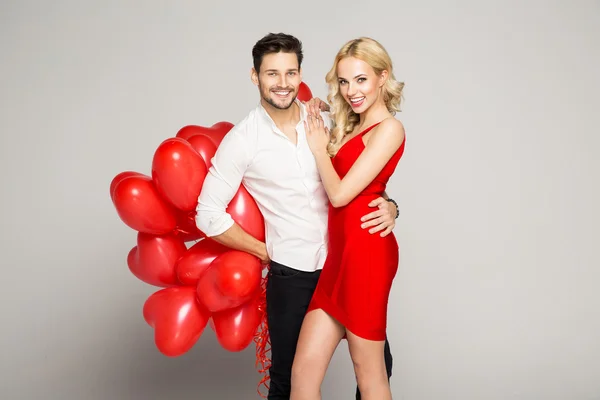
top-left (325, 37), bottom-right (404, 156)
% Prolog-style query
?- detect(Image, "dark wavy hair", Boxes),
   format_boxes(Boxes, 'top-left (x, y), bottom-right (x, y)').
top-left (252, 33), bottom-right (303, 72)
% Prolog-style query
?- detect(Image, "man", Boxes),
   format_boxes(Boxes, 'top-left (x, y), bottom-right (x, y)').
top-left (196, 32), bottom-right (397, 399)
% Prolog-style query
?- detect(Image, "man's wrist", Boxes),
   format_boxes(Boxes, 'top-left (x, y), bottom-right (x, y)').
top-left (386, 198), bottom-right (399, 219)
top-left (256, 243), bottom-right (269, 263)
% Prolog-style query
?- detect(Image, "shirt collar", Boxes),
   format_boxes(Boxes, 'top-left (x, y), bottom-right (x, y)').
top-left (257, 99), bottom-right (308, 133)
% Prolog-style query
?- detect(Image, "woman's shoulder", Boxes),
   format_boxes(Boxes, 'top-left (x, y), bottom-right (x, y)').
top-left (370, 117), bottom-right (405, 146)
top-left (378, 117), bottom-right (404, 133)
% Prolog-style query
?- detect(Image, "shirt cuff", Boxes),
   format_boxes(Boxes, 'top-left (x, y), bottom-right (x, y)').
top-left (195, 212), bottom-right (235, 237)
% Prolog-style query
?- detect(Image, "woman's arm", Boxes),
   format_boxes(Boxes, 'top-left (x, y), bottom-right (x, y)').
top-left (306, 116), bottom-right (405, 208)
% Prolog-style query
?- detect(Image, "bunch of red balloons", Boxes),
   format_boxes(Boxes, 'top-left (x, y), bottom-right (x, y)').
top-left (110, 120), bottom-right (267, 356)
top-left (109, 83), bottom-right (314, 397)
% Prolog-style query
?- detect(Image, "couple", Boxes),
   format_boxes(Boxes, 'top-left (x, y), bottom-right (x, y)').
top-left (196, 32), bottom-right (406, 400)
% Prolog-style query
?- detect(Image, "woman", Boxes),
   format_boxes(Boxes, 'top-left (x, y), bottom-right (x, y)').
top-left (290, 37), bottom-right (406, 400)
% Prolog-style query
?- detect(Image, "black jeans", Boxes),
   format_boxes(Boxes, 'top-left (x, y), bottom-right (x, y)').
top-left (266, 261), bottom-right (393, 399)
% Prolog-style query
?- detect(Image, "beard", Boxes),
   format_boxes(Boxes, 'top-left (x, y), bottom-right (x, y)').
top-left (259, 83), bottom-right (297, 110)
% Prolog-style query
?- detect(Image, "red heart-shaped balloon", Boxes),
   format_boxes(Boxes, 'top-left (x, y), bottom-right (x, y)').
top-left (176, 121), bottom-right (234, 146)
top-left (196, 251), bottom-right (261, 312)
top-left (112, 174), bottom-right (177, 234)
top-left (195, 265), bottom-right (234, 312)
top-left (187, 134), bottom-right (218, 169)
top-left (127, 232), bottom-right (187, 287)
top-left (176, 238), bottom-right (228, 286)
top-left (214, 251), bottom-right (262, 300)
top-left (228, 186), bottom-right (265, 241)
top-left (173, 210), bottom-right (205, 242)
top-left (297, 82), bottom-right (313, 102)
top-left (110, 171), bottom-right (144, 201)
top-left (212, 295), bottom-right (262, 352)
top-left (143, 287), bottom-right (210, 357)
top-left (152, 137), bottom-right (208, 211)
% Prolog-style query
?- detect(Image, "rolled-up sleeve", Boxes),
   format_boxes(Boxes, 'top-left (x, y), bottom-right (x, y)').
top-left (195, 128), bottom-right (250, 237)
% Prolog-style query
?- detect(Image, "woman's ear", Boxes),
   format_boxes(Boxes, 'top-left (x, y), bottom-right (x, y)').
top-left (379, 70), bottom-right (389, 87)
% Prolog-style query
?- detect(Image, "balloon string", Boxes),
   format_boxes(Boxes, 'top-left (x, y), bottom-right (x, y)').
top-left (187, 211), bottom-right (197, 223)
top-left (254, 268), bottom-right (271, 398)
top-left (173, 211), bottom-right (205, 238)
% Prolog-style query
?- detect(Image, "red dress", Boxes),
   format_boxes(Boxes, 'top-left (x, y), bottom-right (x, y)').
top-left (307, 121), bottom-right (405, 341)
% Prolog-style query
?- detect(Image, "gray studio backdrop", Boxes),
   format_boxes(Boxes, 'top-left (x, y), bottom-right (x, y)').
top-left (1, 1), bottom-right (599, 399)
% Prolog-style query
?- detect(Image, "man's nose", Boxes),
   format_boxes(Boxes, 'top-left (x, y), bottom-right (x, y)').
top-left (277, 75), bottom-right (288, 88)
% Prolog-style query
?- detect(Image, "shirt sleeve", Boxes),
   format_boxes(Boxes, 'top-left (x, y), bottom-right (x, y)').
top-left (320, 111), bottom-right (334, 130)
top-left (195, 127), bottom-right (250, 237)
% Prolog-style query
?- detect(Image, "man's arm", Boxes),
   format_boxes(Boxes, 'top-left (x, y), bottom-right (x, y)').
top-left (379, 190), bottom-right (399, 218)
top-left (361, 195), bottom-right (398, 237)
top-left (207, 223), bottom-right (268, 263)
top-left (195, 129), bottom-right (269, 263)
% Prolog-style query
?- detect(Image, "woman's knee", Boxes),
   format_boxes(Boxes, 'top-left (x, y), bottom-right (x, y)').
top-left (291, 356), bottom-right (320, 394)
top-left (291, 357), bottom-right (308, 382)
top-left (291, 350), bottom-right (320, 381)
top-left (351, 353), bottom-right (373, 381)
top-left (348, 340), bottom-right (387, 379)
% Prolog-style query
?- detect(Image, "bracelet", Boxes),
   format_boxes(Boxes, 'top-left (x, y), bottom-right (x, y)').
top-left (386, 198), bottom-right (399, 219)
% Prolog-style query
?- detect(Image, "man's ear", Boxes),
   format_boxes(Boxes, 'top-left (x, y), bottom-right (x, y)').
top-left (251, 68), bottom-right (259, 86)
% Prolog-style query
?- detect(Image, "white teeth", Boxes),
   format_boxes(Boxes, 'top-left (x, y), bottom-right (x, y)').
top-left (274, 91), bottom-right (290, 95)
top-left (350, 97), bottom-right (365, 103)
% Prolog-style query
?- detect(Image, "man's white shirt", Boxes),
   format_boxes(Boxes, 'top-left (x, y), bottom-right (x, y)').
top-left (196, 100), bottom-right (333, 272)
